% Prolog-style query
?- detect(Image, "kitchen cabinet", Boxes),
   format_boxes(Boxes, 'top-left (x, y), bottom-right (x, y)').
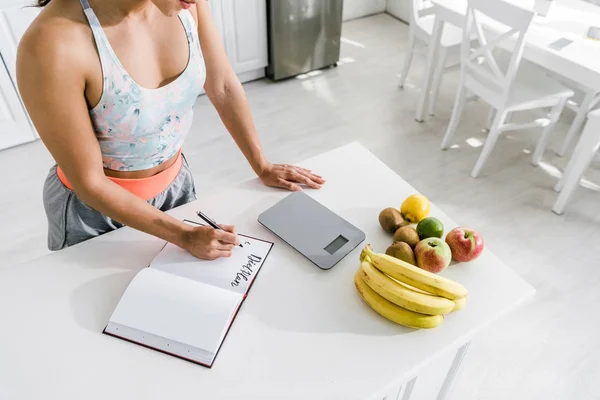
top-left (0, 52), bottom-right (35, 149)
top-left (209, 0), bottom-right (268, 83)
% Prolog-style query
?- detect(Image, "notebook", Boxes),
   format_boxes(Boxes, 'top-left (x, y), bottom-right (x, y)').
top-left (103, 220), bottom-right (274, 368)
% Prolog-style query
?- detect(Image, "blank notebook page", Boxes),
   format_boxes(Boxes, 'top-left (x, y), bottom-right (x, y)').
top-left (108, 268), bottom-right (242, 354)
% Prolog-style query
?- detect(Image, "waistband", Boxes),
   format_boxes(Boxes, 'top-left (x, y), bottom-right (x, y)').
top-left (56, 152), bottom-right (183, 201)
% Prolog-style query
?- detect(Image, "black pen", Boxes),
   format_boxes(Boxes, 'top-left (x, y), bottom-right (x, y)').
top-left (196, 211), bottom-right (243, 248)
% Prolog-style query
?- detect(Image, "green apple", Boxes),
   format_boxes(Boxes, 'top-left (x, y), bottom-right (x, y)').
top-left (414, 237), bottom-right (452, 273)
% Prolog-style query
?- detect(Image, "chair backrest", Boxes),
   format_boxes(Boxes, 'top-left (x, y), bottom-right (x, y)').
top-left (460, 0), bottom-right (535, 103)
top-left (410, 0), bottom-right (435, 24)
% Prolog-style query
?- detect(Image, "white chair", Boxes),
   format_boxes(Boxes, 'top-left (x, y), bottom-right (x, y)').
top-left (552, 108), bottom-right (600, 214)
top-left (398, 0), bottom-right (465, 116)
top-left (550, 75), bottom-right (600, 157)
top-left (439, 0), bottom-right (574, 178)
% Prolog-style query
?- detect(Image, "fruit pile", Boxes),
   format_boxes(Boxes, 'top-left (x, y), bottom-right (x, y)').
top-left (353, 194), bottom-right (484, 329)
top-left (378, 194), bottom-right (484, 273)
top-left (355, 245), bottom-right (467, 329)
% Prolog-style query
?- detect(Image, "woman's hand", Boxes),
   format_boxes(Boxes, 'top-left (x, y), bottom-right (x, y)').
top-left (181, 224), bottom-right (240, 260)
top-left (258, 163), bottom-right (326, 192)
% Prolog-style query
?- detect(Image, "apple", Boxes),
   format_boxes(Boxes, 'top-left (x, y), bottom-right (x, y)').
top-left (445, 227), bottom-right (484, 262)
top-left (414, 237), bottom-right (452, 273)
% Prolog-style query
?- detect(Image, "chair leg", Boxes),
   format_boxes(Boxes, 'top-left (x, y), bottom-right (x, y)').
top-left (552, 143), bottom-right (598, 214)
top-left (440, 82), bottom-right (468, 150)
top-left (555, 115), bottom-right (600, 192)
top-left (486, 107), bottom-right (496, 131)
top-left (471, 109), bottom-right (507, 178)
top-left (557, 91), bottom-right (595, 156)
top-left (416, 19), bottom-right (444, 122)
top-left (533, 98), bottom-right (568, 166)
top-left (427, 47), bottom-right (448, 116)
top-left (399, 30), bottom-right (416, 89)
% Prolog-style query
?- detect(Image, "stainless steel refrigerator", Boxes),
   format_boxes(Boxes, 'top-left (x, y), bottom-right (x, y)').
top-left (266, 0), bottom-right (344, 80)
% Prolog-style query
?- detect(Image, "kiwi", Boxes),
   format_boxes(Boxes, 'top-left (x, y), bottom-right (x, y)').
top-left (385, 242), bottom-right (416, 266)
top-left (393, 226), bottom-right (420, 249)
top-left (378, 208), bottom-right (407, 234)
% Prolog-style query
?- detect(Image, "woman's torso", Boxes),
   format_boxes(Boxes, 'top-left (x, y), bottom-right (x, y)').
top-left (42, 0), bottom-right (205, 179)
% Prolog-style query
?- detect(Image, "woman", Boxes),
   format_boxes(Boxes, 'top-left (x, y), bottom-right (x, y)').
top-left (17, 0), bottom-right (325, 260)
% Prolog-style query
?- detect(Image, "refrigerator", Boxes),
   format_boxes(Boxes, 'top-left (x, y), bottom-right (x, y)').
top-left (266, 0), bottom-right (344, 80)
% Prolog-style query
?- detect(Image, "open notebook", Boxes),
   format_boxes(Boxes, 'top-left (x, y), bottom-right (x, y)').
top-left (103, 220), bottom-right (274, 368)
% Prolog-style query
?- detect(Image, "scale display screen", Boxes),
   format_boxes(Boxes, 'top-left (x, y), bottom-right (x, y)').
top-left (324, 235), bottom-right (349, 255)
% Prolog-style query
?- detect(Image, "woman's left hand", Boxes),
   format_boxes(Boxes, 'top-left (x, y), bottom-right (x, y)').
top-left (259, 163), bottom-right (326, 191)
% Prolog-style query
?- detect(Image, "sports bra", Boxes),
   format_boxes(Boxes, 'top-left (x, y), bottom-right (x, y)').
top-left (79, 0), bottom-right (206, 171)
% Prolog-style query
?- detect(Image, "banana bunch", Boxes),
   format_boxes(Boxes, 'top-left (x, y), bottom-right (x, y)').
top-left (354, 244), bottom-right (468, 329)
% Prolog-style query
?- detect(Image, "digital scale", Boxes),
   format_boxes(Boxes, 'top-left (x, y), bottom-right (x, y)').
top-left (257, 192), bottom-right (365, 270)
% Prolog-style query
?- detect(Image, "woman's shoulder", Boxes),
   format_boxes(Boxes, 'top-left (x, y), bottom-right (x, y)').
top-left (18, 0), bottom-right (95, 76)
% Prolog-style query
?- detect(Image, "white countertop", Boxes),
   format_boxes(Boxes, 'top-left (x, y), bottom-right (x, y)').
top-left (0, 142), bottom-right (535, 400)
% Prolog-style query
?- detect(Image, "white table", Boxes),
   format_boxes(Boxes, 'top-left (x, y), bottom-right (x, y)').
top-left (0, 142), bottom-right (535, 400)
top-left (415, 0), bottom-right (600, 155)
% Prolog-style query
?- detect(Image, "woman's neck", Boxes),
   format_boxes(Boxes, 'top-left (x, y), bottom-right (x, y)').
top-left (90, 0), bottom-right (154, 21)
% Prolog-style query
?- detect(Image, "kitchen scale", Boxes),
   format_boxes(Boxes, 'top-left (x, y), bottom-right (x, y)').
top-left (257, 192), bottom-right (365, 270)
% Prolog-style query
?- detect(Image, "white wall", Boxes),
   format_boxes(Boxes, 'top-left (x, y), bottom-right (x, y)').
top-left (342, 0), bottom-right (386, 21)
top-left (386, 0), bottom-right (411, 23)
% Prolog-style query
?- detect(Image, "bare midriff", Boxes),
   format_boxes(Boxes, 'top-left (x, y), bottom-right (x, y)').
top-left (57, 150), bottom-right (184, 201)
top-left (102, 151), bottom-right (180, 179)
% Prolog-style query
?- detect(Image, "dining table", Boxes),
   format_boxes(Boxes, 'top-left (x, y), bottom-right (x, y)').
top-left (415, 0), bottom-right (600, 158)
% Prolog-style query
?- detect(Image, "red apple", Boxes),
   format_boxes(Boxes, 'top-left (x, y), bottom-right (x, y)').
top-left (445, 227), bottom-right (484, 262)
top-left (414, 237), bottom-right (452, 273)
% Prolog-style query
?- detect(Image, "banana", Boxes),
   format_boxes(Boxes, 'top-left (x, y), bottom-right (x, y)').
top-left (354, 268), bottom-right (444, 329)
top-left (452, 297), bottom-right (466, 312)
top-left (390, 276), bottom-right (431, 294)
top-left (390, 270), bottom-right (466, 312)
top-left (359, 261), bottom-right (455, 315)
top-left (360, 245), bottom-right (468, 300)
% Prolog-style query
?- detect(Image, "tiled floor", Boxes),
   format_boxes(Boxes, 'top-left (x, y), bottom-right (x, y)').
top-left (1, 12), bottom-right (599, 399)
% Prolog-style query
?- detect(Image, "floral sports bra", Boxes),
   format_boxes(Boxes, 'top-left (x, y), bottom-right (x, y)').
top-left (80, 0), bottom-right (206, 171)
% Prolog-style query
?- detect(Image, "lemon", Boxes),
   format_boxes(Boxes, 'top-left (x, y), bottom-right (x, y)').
top-left (401, 194), bottom-right (430, 223)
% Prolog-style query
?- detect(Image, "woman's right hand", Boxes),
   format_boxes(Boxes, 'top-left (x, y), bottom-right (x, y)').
top-left (182, 224), bottom-right (240, 260)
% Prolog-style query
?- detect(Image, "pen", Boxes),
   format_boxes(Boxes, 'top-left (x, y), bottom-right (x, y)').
top-left (196, 211), bottom-right (243, 248)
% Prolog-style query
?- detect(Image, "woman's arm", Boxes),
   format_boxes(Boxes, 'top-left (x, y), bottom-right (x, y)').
top-left (194, 3), bottom-right (326, 191)
top-left (17, 21), bottom-right (238, 259)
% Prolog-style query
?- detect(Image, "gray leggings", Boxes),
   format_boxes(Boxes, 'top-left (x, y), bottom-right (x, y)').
top-left (42, 155), bottom-right (197, 251)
